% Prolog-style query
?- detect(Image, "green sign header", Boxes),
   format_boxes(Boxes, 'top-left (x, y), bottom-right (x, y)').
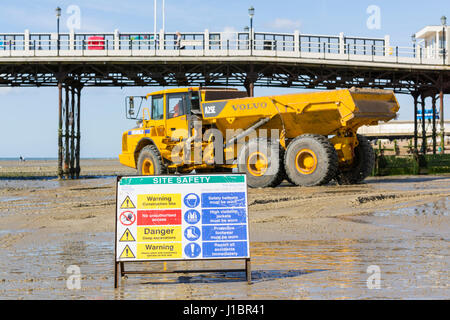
top-left (119, 175), bottom-right (245, 186)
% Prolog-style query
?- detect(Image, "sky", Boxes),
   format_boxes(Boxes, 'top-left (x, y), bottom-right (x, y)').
top-left (0, 0), bottom-right (449, 158)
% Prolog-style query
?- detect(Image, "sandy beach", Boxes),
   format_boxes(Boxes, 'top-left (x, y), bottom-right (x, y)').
top-left (0, 158), bottom-right (136, 178)
top-left (0, 159), bottom-right (448, 299)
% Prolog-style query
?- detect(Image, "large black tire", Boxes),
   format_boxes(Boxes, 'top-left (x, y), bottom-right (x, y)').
top-left (284, 134), bottom-right (338, 187)
top-left (137, 145), bottom-right (165, 175)
top-left (336, 134), bottom-right (375, 185)
top-left (238, 138), bottom-right (285, 188)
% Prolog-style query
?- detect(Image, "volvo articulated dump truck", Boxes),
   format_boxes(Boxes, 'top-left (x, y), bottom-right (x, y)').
top-left (119, 87), bottom-right (399, 187)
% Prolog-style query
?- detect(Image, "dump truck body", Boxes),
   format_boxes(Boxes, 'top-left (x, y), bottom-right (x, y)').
top-left (201, 88), bottom-right (398, 136)
top-left (119, 87), bottom-right (399, 187)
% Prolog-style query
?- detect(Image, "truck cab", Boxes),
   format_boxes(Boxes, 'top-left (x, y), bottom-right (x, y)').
top-left (119, 87), bottom-right (247, 174)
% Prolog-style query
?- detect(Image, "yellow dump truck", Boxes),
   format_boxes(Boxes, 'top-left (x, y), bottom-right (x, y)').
top-left (119, 87), bottom-right (399, 187)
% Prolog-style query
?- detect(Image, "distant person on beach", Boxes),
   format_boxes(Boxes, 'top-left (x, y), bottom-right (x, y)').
top-left (19, 156), bottom-right (25, 162)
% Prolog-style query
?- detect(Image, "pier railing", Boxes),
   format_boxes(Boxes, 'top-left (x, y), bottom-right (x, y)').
top-left (0, 30), bottom-right (447, 65)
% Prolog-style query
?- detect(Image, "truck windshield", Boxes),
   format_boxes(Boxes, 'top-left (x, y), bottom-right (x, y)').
top-left (151, 95), bottom-right (164, 120)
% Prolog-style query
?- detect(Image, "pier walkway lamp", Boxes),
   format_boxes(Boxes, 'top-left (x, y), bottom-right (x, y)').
top-left (248, 6), bottom-right (255, 55)
top-left (56, 7), bottom-right (61, 54)
top-left (441, 15), bottom-right (447, 64)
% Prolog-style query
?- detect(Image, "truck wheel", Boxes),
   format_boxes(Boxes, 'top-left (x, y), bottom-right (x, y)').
top-left (336, 134), bottom-right (375, 185)
top-left (284, 134), bottom-right (338, 187)
top-left (238, 138), bottom-right (285, 188)
top-left (137, 145), bottom-right (165, 175)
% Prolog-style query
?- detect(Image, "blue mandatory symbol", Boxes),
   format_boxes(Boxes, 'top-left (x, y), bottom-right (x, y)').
top-left (184, 242), bottom-right (201, 258)
top-left (184, 193), bottom-right (200, 208)
top-left (184, 209), bottom-right (201, 224)
top-left (184, 226), bottom-right (201, 241)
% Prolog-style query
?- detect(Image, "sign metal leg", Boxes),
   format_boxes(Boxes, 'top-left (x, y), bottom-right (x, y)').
top-left (114, 261), bottom-right (120, 288)
top-left (246, 258), bottom-right (252, 284)
top-left (120, 262), bottom-right (125, 277)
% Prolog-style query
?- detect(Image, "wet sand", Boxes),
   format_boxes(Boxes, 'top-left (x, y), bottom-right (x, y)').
top-left (0, 159), bottom-right (448, 299)
top-left (0, 159), bottom-right (135, 178)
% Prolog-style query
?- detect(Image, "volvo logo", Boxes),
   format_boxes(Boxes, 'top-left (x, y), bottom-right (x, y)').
top-left (232, 102), bottom-right (267, 111)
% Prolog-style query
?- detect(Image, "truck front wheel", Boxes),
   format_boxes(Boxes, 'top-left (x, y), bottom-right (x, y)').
top-left (238, 138), bottom-right (285, 188)
top-left (137, 145), bottom-right (165, 175)
top-left (284, 134), bottom-right (338, 187)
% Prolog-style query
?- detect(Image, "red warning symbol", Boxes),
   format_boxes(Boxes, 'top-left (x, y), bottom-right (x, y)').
top-left (119, 211), bottom-right (136, 226)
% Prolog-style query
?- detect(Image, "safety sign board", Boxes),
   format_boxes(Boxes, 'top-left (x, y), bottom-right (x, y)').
top-left (115, 174), bottom-right (249, 262)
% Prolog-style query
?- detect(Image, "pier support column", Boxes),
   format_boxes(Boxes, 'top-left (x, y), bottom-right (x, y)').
top-left (245, 66), bottom-right (256, 97)
top-left (245, 81), bottom-right (254, 97)
top-left (413, 93), bottom-right (418, 152)
top-left (432, 95), bottom-right (437, 154)
top-left (70, 86), bottom-right (76, 179)
top-left (57, 80), bottom-right (63, 179)
top-left (75, 86), bottom-right (82, 178)
top-left (59, 82), bottom-right (82, 179)
top-left (440, 89), bottom-right (445, 154)
top-left (64, 84), bottom-right (70, 179)
top-left (420, 93), bottom-right (427, 154)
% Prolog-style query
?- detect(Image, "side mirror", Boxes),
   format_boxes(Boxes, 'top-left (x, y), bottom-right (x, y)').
top-left (125, 96), bottom-right (147, 120)
top-left (128, 97), bottom-right (135, 117)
